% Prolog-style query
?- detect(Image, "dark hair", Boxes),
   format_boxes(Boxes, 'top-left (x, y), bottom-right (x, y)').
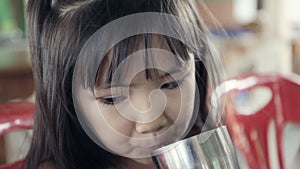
top-left (25, 0), bottom-right (211, 168)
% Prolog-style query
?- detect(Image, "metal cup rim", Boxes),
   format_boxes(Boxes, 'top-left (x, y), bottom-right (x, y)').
top-left (151, 125), bottom-right (227, 156)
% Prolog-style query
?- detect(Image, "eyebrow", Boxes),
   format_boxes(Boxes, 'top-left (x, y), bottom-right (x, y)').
top-left (158, 68), bottom-right (183, 79)
top-left (99, 67), bottom-right (187, 90)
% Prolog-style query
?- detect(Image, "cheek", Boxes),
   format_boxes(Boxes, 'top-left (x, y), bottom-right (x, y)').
top-left (165, 92), bottom-right (181, 122)
top-left (97, 103), bottom-right (135, 137)
top-left (165, 80), bottom-right (195, 123)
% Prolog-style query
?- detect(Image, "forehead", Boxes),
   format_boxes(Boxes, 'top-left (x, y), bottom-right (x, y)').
top-left (95, 34), bottom-right (191, 88)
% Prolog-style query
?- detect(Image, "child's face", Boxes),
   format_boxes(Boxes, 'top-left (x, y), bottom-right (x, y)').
top-left (79, 38), bottom-right (197, 165)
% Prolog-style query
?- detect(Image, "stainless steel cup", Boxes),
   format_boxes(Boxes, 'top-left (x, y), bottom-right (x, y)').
top-left (151, 126), bottom-right (240, 169)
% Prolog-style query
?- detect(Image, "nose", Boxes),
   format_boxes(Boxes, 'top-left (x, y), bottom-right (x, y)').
top-left (135, 114), bottom-right (168, 134)
top-left (130, 87), bottom-right (168, 134)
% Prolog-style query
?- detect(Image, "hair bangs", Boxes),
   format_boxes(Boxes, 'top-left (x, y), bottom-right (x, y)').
top-left (94, 34), bottom-right (193, 90)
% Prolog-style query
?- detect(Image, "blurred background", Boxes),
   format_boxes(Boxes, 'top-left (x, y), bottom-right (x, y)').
top-left (0, 0), bottom-right (299, 168)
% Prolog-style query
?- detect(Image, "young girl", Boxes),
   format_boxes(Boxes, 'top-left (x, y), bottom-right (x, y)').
top-left (25, 0), bottom-right (222, 168)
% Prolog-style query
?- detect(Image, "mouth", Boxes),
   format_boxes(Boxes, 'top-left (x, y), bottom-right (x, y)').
top-left (138, 143), bottom-right (162, 151)
top-left (145, 145), bottom-right (162, 151)
top-left (129, 125), bottom-right (184, 152)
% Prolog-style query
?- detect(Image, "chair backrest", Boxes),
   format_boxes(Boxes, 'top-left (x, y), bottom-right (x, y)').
top-left (0, 102), bottom-right (34, 169)
top-left (223, 73), bottom-right (300, 169)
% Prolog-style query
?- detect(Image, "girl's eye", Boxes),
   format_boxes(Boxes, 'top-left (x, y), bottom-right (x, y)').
top-left (97, 96), bottom-right (127, 105)
top-left (161, 80), bottom-right (183, 90)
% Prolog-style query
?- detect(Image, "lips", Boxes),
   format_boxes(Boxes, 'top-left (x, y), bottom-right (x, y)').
top-left (131, 138), bottom-right (164, 149)
top-left (130, 126), bottom-right (179, 146)
top-left (129, 123), bottom-right (188, 155)
top-left (145, 144), bottom-right (162, 150)
top-left (133, 145), bottom-right (162, 156)
top-left (129, 138), bottom-right (164, 153)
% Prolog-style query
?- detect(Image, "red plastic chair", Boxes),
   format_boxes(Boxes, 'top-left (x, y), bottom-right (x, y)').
top-left (0, 102), bottom-right (34, 169)
top-left (223, 73), bottom-right (300, 169)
